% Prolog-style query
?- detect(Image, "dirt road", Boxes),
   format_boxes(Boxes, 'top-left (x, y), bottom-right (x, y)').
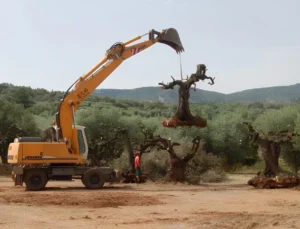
top-left (1, 174), bottom-right (300, 229)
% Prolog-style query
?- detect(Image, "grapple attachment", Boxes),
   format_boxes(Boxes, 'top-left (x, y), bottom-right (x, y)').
top-left (149, 28), bottom-right (184, 54)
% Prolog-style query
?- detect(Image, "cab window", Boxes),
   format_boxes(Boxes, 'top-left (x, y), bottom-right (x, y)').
top-left (77, 130), bottom-right (86, 155)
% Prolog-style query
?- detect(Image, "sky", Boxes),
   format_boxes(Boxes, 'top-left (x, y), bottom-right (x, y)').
top-left (0, 0), bottom-right (299, 94)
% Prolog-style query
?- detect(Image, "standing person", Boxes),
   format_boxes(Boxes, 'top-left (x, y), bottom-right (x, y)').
top-left (134, 151), bottom-right (142, 183)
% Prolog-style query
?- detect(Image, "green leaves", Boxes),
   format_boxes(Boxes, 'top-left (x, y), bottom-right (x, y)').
top-left (0, 99), bottom-right (40, 162)
top-left (253, 104), bottom-right (299, 137)
top-left (2, 82), bottom-right (300, 173)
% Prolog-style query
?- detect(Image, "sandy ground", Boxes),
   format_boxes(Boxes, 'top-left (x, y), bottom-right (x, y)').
top-left (1, 174), bottom-right (300, 229)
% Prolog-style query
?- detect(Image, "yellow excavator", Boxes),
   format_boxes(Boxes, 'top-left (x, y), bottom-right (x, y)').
top-left (7, 28), bottom-right (184, 191)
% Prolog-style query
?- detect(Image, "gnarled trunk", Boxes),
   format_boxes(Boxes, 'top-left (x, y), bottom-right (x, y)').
top-left (164, 85), bottom-right (207, 128)
top-left (159, 64), bottom-right (214, 128)
top-left (259, 139), bottom-right (280, 177)
top-left (118, 129), bottom-right (135, 173)
top-left (140, 135), bottom-right (201, 182)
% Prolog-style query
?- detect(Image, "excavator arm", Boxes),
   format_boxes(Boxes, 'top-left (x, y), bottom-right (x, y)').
top-left (55, 28), bottom-right (184, 153)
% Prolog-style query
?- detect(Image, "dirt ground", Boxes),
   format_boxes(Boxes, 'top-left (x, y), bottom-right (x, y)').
top-left (1, 174), bottom-right (300, 229)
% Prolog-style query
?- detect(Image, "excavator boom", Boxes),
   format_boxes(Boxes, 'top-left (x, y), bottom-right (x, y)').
top-left (56, 28), bottom-right (184, 153)
top-left (7, 28), bottom-right (184, 191)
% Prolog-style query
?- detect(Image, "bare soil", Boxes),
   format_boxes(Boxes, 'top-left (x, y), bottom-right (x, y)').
top-left (1, 174), bottom-right (300, 229)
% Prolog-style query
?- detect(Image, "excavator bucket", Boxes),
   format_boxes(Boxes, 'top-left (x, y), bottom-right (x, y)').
top-left (150, 28), bottom-right (184, 54)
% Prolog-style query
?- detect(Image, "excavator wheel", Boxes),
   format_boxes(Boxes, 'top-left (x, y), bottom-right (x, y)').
top-left (82, 168), bottom-right (105, 189)
top-left (24, 169), bottom-right (48, 191)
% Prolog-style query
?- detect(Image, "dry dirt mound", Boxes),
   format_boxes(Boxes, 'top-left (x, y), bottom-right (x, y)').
top-left (0, 189), bottom-right (163, 208)
top-left (248, 175), bottom-right (300, 189)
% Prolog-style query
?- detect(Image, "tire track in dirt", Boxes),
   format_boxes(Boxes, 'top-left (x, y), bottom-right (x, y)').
top-left (0, 189), bottom-right (167, 208)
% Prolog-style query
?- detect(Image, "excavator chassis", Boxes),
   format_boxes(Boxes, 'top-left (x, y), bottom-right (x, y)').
top-left (12, 165), bottom-right (120, 191)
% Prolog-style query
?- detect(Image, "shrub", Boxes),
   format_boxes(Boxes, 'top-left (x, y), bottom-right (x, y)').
top-left (141, 150), bottom-right (170, 181)
top-left (185, 153), bottom-right (226, 184)
top-left (108, 153), bottom-right (130, 173)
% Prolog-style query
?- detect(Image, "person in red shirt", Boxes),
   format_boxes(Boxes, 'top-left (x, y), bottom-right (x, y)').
top-left (134, 151), bottom-right (142, 183)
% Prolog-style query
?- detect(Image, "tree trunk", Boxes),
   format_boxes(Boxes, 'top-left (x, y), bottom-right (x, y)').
top-left (177, 86), bottom-right (207, 126)
top-left (259, 139), bottom-right (279, 177)
top-left (119, 130), bottom-right (135, 173)
top-left (165, 147), bottom-right (185, 182)
top-left (0, 152), bottom-right (7, 164)
top-left (294, 150), bottom-right (298, 175)
top-left (165, 138), bottom-right (200, 182)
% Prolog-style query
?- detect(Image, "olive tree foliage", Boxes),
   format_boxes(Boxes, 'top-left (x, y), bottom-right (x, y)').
top-left (0, 84), bottom-right (35, 109)
top-left (280, 111), bottom-right (300, 174)
top-left (207, 110), bottom-right (258, 166)
top-left (185, 103), bottom-right (259, 167)
top-left (252, 105), bottom-right (298, 137)
top-left (76, 105), bottom-right (146, 161)
top-left (0, 99), bottom-right (40, 163)
top-left (252, 104), bottom-right (300, 173)
top-left (74, 101), bottom-right (263, 170)
top-left (27, 101), bottom-right (59, 118)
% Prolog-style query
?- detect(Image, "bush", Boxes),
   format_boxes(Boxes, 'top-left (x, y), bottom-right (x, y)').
top-left (185, 153), bottom-right (226, 184)
top-left (108, 153), bottom-right (130, 173)
top-left (141, 150), bottom-right (170, 181)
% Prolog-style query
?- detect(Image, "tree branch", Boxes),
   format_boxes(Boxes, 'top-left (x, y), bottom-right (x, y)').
top-left (190, 83), bottom-right (197, 91)
top-left (182, 152), bottom-right (196, 162)
top-left (190, 74), bottom-right (215, 86)
top-left (172, 142), bottom-right (181, 147)
top-left (139, 136), bottom-right (167, 153)
top-left (159, 75), bottom-right (184, 89)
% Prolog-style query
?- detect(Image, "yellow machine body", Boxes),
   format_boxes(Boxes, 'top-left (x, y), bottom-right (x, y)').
top-left (7, 142), bottom-right (82, 164)
top-left (8, 126), bottom-right (88, 165)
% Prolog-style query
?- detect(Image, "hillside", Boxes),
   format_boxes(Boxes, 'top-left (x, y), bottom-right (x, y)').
top-left (1, 82), bottom-right (300, 104)
top-left (94, 86), bottom-right (225, 103)
top-left (226, 83), bottom-right (300, 102)
top-left (94, 83), bottom-right (300, 103)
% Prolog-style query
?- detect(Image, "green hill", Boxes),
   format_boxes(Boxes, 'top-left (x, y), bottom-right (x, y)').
top-left (1, 82), bottom-right (300, 104)
top-left (94, 86), bottom-right (225, 103)
top-left (226, 83), bottom-right (300, 102)
top-left (94, 83), bottom-right (300, 103)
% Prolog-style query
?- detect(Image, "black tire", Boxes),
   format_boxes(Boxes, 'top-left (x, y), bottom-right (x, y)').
top-left (24, 169), bottom-right (48, 191)
top-left (82, 168), bottom-right (105, 189)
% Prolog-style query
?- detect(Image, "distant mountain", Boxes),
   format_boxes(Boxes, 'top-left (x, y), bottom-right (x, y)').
top-left (94, 86), bottom-right (225, 103)
top-left (1, 82), bottom-right (299, 104)
top-left (94, 83), bottom-right (300, 103)
top-left (226, 83), bottom-right (300, 103)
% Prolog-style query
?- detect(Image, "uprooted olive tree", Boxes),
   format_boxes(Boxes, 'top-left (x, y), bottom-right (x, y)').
top-left (158, 64), bottom-right (215, 128)
top-left (243, 121), bottom-right (300, 188)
